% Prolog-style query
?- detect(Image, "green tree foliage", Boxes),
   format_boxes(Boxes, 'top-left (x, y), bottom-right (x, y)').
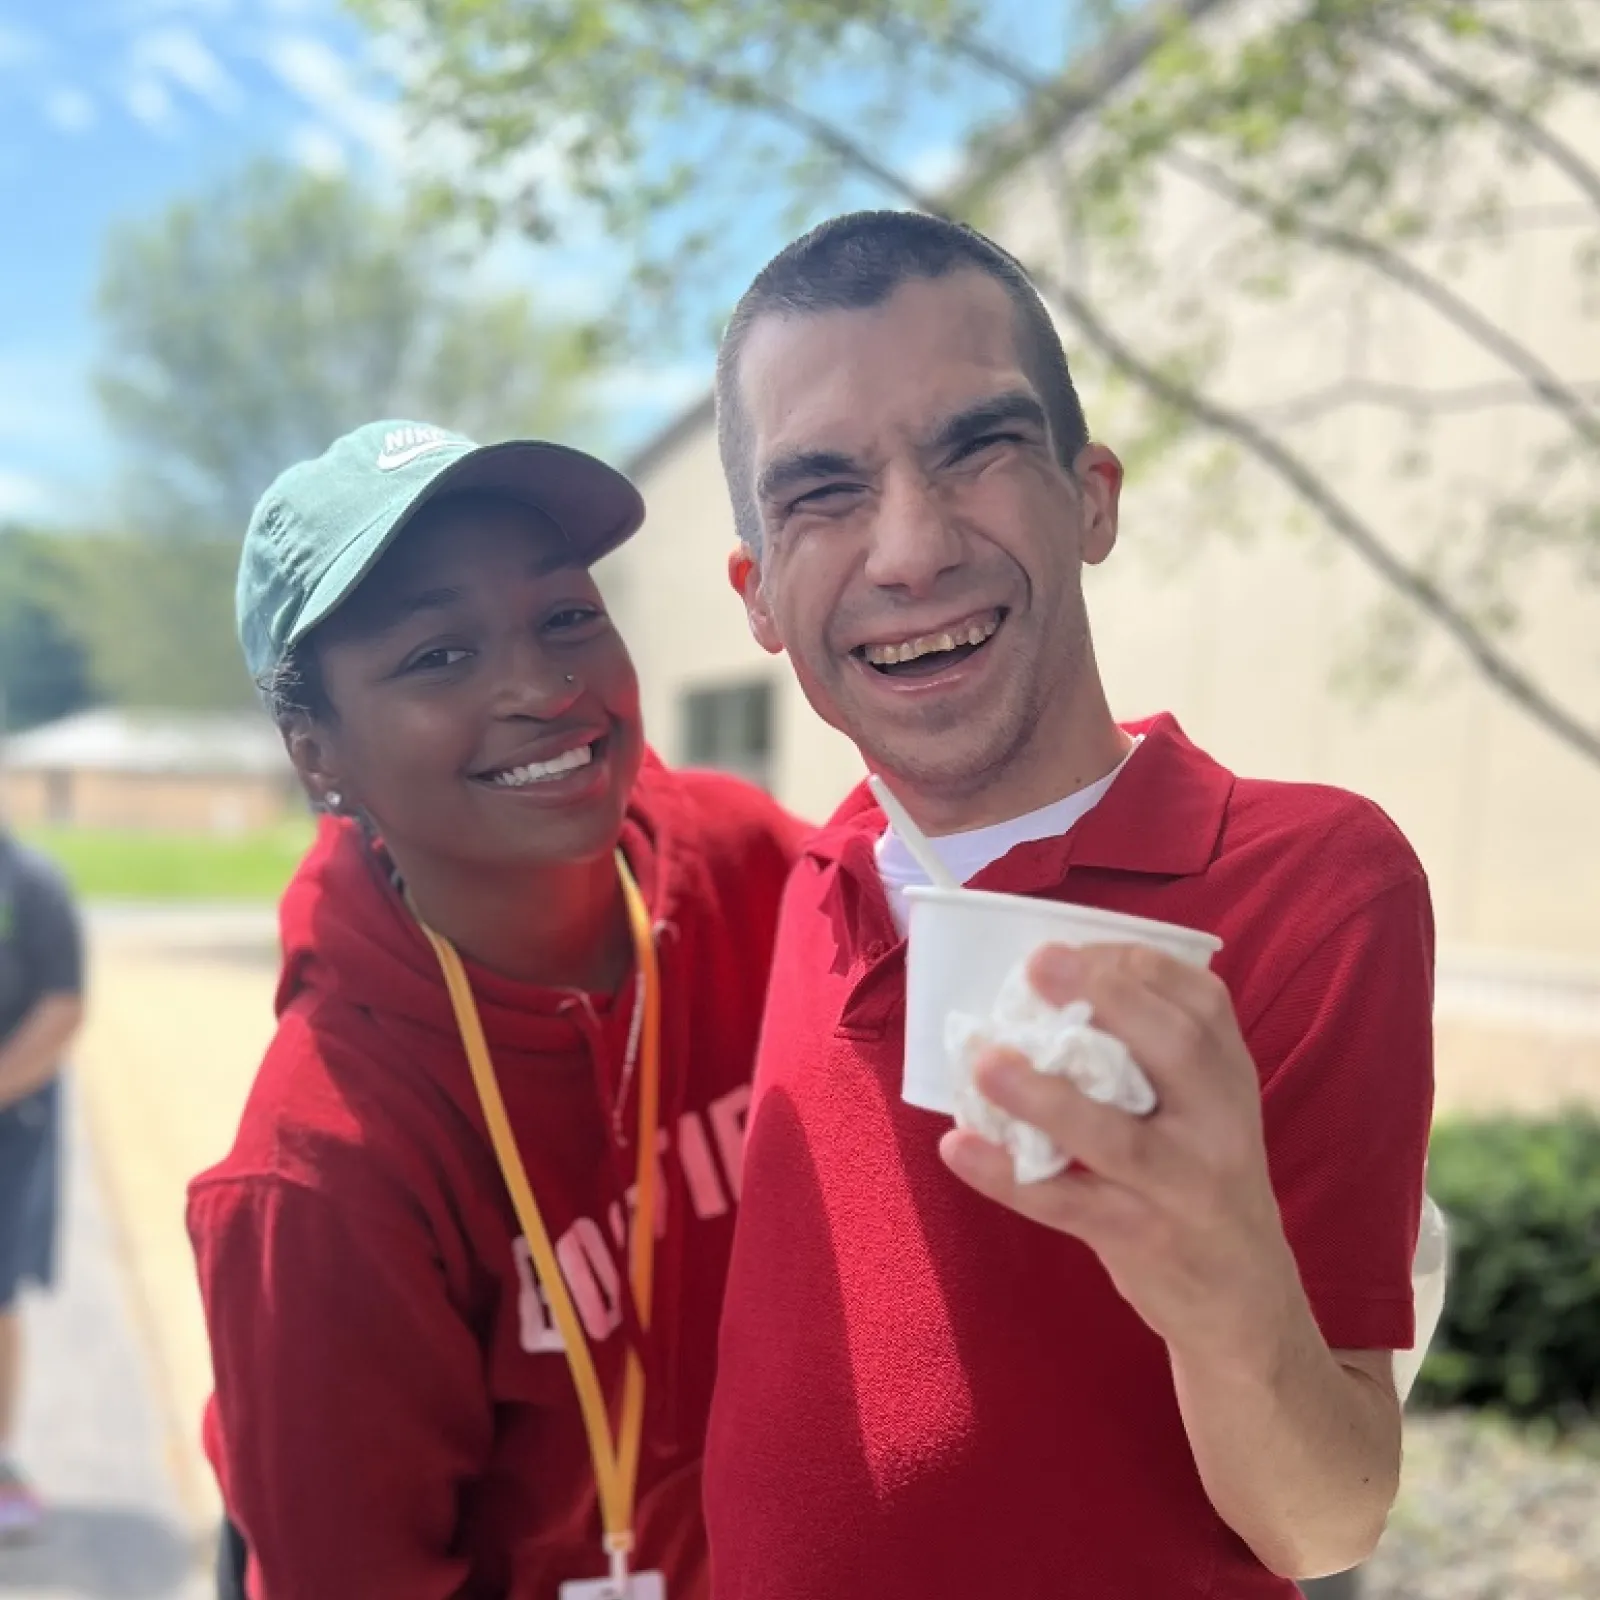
top-left (0, 526), bottom-right (96, 732)
top-left (62, 535), bottom-right (253, 711)
top-left (89, 158), bottom-right (600, 707)
top-left (356, 0), bottom-right (1600, 768)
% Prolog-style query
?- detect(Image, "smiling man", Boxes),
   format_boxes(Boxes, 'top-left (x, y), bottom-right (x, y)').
top-left (702, 212), bottom-right (1435, 1597)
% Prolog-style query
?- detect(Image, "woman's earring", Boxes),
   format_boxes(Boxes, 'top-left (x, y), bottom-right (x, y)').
top-left (564, 673), bottom-right (576, 685)
top-left (324, 790), bottom-right (343, 813)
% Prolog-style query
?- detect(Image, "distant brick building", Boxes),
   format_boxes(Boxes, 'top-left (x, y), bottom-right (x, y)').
top-left (0, 709), bottom-right (299, 833)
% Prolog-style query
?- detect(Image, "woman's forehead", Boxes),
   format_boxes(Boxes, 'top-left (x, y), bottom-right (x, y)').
top-left (398, 492), bottom-right (570, 573)
top-left (331, 499), bottom-right (585, 637)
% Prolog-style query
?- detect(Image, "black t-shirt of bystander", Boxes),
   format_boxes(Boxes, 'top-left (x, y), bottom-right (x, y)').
top-left (0, 831), bottom-right (83, 1300)
top-left (0, 835), bottom-right (84, 1048)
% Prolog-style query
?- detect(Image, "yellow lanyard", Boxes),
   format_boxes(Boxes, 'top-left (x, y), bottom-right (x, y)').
top-left (415, 850), bottom-right (661, 1585)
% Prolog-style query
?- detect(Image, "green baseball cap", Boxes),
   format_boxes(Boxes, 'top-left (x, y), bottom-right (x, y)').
top-left (237, 419), bottom-right (646, 685)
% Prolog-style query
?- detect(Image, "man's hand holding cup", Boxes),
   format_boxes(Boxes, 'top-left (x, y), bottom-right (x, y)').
top-left (941, 941), bottom-right (1303, 1365)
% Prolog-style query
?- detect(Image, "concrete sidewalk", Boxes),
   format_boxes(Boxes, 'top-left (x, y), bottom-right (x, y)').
top-left (70, 908), bottom-right (278, 1530)
top-left (1, 1086), bottom-right (210, 1600)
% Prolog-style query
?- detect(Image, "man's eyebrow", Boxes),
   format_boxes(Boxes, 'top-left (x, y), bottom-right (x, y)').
top-left (755, 449), bottom-right (863, 505)
top-left (928, 392), bottom-right (1049, 455)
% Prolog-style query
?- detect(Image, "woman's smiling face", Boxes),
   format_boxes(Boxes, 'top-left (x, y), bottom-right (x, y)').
top-left (291, 490), bottom-right (644, 875)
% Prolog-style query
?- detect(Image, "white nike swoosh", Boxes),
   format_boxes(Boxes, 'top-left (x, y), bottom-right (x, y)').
top-left (376, 440), bottom-right (462, 471)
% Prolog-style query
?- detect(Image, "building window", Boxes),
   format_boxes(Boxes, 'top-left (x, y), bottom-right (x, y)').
top-left (681, 679), bottom-right (775, 790)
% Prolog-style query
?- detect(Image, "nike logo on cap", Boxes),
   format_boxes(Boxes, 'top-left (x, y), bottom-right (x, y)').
top-left (376, 425), bottom-right (466, 471)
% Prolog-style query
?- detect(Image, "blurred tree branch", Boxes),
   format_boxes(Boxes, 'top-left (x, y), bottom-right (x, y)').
top-left (352, 0), bottom-right (1600, 767)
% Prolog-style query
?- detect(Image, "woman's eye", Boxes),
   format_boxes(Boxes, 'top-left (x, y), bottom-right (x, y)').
top-left (407, 646), bottom-right (472, 672)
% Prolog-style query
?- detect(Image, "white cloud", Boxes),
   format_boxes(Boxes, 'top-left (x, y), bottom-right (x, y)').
top-left (594, 361), bottom-right (710, 413)
top-left (906, 142), bottom-right (964, 195)
top-left (132, 24), bottom-right (241, 113)
top-left (450, 213), bottom-right (625, 325)
top-left (126, 76), bottom-right (177, 129)
top-left (0, 352), bottom-right (98, 450)
top-left (524, 258), bottom-right (616, 321)
top-left (263, 32), bottom-right (405, 166)
top-left (44, 88), bottom-right (98, 135)
top-left (0, 468), bottom-right (57, 521)
top-left (288, 123), bottom-right (347, 175)
top-left (264, 26), bottom-right (589, 218)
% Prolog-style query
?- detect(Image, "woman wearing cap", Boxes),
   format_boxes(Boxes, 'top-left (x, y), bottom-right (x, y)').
top-left (188, 421), bottom-right (806, 1600)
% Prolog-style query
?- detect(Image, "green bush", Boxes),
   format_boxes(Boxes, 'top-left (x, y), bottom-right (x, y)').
top-left (1415, 1111), bottom-right (1600, 1424)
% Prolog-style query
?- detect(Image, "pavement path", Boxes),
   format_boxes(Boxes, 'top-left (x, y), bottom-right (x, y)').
top-left (68, 908), bottom-right (279, 1532)
top-left (1, 1085), bottom-right (210, 1600)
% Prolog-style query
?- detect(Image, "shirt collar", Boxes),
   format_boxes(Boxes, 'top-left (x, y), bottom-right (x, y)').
top-left (807, 712), bottom-right (1233, 891)
top-left (1053, 712), bottom-right (1233, 878)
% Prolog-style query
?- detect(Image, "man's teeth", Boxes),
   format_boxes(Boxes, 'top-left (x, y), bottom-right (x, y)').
top-left (862, 613), bottom-right (1000, 667)
top-left (489, 744), bottom-right (595, 787)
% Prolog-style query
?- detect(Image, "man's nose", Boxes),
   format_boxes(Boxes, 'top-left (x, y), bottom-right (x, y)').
top-left (862, 469), bottom-right (964, 596)
top-left (491, 633), bottom-right (583, 719)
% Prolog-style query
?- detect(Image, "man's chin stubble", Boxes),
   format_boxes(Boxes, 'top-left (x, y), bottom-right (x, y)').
top-left (864, 716), bottom-right (1038, 806)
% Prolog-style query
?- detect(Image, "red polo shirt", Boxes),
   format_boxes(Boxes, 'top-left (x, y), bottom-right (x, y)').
top-left (704, 715), bottom-right (1434, 1600)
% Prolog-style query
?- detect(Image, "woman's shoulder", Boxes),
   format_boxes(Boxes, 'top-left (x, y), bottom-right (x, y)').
top-left (190, 995), bottom-right (452, 1224)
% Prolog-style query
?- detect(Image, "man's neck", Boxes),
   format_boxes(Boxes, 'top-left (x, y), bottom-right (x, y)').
top-left (905, 702), bottom-right (1131, 840)
top-left (398, 849), bottom-right (631, 993)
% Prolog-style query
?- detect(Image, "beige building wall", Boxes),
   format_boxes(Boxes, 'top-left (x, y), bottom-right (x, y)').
top-left (1, 768), bottom-right (299, 833)
top-left (1008, 38), bottom-right (1600, 974)
top-left (600, 8), bottom-right (1600, 1093)
top-left (598, 414), bottom-right (865, 822)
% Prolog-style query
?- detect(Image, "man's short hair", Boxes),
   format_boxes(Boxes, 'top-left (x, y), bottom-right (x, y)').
top-left (715, 210), bottom-right (1090, 554)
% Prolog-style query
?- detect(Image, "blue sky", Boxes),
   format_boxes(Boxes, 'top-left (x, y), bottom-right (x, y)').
top-left (0, 0), bottom-right (403, 521)
top-left (0, 0), bottom-right (366, 518)
top-left (0, 0), bottom-right (1062, 529)
top-left (0, 0), bottom-right (693, 527)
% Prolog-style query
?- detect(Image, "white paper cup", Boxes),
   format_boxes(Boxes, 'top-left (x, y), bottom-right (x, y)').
top-left (902, 885), bottom-right (1224, 1114)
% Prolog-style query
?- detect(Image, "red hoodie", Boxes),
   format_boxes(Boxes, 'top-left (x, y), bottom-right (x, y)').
top-left (188, 755), bottom-right (808, 1600)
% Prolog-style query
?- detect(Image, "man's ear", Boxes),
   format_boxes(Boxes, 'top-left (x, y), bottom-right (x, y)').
top-left (1071, 443), bottom-right (1124, 566)
top-left (728, 545), bottom-right (783, 655)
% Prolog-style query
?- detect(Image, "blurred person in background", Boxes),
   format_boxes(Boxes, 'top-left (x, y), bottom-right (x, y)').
top-left (190, 421), bottom-right (805, 1599)
top-left (0, 820), bottom-right (85, 1540)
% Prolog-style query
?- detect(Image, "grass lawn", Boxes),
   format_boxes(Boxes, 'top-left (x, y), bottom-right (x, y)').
top-left (22, 821), bottom-right (316, 902)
